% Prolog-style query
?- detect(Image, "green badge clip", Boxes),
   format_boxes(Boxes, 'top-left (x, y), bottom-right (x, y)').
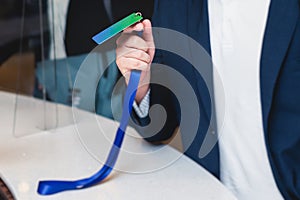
top-left (92, 12), bottom-right (143, 45)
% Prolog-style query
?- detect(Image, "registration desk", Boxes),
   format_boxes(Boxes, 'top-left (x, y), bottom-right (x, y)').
top-left (0, 91), bottom-right (236, 200)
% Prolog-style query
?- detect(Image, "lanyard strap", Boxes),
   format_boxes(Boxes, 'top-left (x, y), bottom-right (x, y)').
top-left (37, 70), bottom-right (141, 195)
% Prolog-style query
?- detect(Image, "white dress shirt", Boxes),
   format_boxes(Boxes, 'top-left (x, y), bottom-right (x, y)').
top-left (135, 0), bottom-right (284, 199)
top-left (209, 0), bottom-right (283, 199)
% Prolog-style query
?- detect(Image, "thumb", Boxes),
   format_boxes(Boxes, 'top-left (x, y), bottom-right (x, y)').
top-left (123, 22), bottom-right (144, 33)
top-left (142, 19), bottom-right (154, 43)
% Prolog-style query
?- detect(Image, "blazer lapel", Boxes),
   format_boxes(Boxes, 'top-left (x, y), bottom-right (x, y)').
top-left (260, 0), bottom-right (299, 133)
top-left (187, 0), bottom-right (213, 120)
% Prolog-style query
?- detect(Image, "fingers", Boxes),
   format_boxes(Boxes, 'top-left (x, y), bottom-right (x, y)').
top-left (117, 46), bottom-right (151, 62)
top-left (122, 20), bottom-right (154, 43)
top-left (122, 20), bottom-right (153, 42)
top-left (116, 18), bottom-right (154, 90)
top-left (116, 34), bottom-right (149, 52)
top-left (116, 57), bottom-right (149, 82)
top-left (116, 46), bottom-right (151, 74)
top-left (116, 19), bottom-right (155, 63)
top-left (116, 57), bottom-right (149, 73)
top-left (123, 22), bottom-right (144, 33)
top-left (124, 49), bottom-right (151, 63)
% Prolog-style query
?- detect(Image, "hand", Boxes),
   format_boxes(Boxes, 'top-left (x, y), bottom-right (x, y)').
top-left (116, 19), bottom-right (155, 103)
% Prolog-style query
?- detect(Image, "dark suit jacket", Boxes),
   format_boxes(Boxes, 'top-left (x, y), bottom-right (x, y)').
top-left (134, 0), bottom-right (300, 199)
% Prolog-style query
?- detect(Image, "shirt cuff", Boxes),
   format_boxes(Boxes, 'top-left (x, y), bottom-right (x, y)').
top-left (132, 89), bottom-right (150, 118)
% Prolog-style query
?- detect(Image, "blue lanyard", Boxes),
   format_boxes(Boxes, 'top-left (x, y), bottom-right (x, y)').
top-left (37, 70), bottom-right (141, 195)
top-left (37, 12), bottom-right (143, 195)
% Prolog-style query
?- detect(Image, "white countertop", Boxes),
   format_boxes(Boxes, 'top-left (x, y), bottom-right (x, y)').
top-left (0, 91), bottom-right (236, 200)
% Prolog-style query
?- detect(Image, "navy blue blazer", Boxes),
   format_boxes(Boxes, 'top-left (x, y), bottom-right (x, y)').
top-left (133, 0), bottom-right (300, 199)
